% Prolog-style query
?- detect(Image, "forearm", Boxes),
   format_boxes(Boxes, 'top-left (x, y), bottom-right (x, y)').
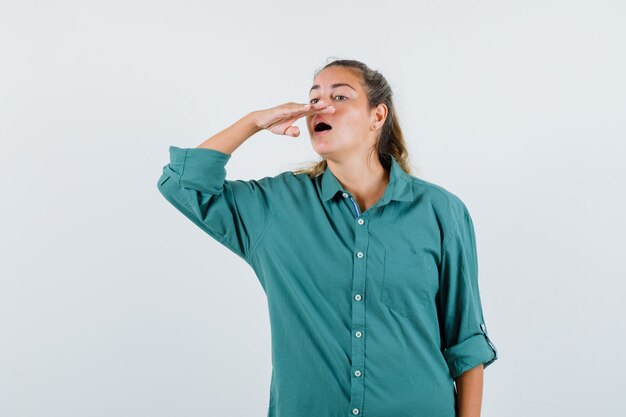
top-left (196, 111), bottom-right (261, 154)
top-left (455, 363), bottom-right (484, 417)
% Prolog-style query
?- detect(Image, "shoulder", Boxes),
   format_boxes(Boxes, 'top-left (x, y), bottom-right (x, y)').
top-left (406, 176), bottom-right (479, 251)
top-left (229, 170), bottom-right (295, 187)
top-left (228, 170), bottom-right (314, 198)
top-left (407, 175), bottom-right (472, 223)
top-left (265, 170), bottom-right (311, 188)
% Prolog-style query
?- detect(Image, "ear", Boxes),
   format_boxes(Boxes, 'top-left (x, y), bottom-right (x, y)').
top-left (370, 103), bottom-right (388, 130)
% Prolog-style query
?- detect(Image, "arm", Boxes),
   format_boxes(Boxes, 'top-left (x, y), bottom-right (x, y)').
top-left (455, 363), bottom-right (484, 417)
top-left (195, 111), bottom-right (261, 153)
top-left (156, 112), bottom-right (275, 262)
top-left (437, 201), bottom-right (498, 409)
top-left (156, 102), bottom-right (335, 263)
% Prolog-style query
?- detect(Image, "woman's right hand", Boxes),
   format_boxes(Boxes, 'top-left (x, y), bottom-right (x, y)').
top-left (252, 100), bottom-right (336, 137)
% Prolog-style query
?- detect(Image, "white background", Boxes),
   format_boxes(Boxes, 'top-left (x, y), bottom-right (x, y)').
top-left (2, 1), bottom-right (625, 416)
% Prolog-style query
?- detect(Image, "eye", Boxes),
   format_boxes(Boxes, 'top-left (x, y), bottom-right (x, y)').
top-left (309, 95), bottom-right (347, 104)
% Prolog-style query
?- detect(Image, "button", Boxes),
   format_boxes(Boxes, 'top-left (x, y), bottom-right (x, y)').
top-left (354, 370), bottom-right (362, 377)
top-left (354, 294), bottom-right (362, 301)
top-left (352, 408), bottom-right (360, 415)
top-left (355, 331), bottom-right (362, 338)
top-left (357, 218), bottom-right (364, 225)
top-left (342, 192), bottom-right (349, 198)
top-left (356, 251), bottom-right (364, 258)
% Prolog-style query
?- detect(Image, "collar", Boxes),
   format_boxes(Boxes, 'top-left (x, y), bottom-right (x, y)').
top-left (320, 155), bottom-right (414, 204)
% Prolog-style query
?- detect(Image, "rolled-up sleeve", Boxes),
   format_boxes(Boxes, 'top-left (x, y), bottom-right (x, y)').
top-left (437, 202), bottom-right (498, 379)
top-left (157, 146), bottom-right (275, 263)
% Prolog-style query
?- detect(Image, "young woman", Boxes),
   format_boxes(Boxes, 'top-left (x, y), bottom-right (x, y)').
top-left (157, 59), bottom-right (498, 417)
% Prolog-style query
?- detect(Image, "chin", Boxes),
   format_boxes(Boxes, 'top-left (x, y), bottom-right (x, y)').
top-left (314, 146), bottom-right (344, 161)
top-left (310, 131), bottom-right (349, 156)
top-left (312, 140), bottom-right (336, 154)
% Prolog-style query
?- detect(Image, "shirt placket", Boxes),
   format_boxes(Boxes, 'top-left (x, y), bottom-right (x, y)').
top-left (341, 191), bottom-right (368, 416)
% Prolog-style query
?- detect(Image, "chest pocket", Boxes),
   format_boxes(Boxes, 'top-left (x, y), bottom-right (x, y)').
top-left (382, 249), bottom-right (438, 317)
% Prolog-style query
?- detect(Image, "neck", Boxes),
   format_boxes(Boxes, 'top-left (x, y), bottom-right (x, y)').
top-left (327, 154), bottom-right (390, 212)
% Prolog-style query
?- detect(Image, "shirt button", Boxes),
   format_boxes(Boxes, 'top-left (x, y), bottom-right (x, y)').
top-left (356, 251), bottom-right (364, 258)
top-left (354, 370), bottom-right (362, 377)
top-left (357, 218), bottom-right (364, 225)
top-left (342, 192), bottom-right (349, 198)
top-left (352, 408), bottom-right (360, 415)
top-left (355, 331), bottom-right (362, 338)
top-left (354, 294), bottom-right (362, 301)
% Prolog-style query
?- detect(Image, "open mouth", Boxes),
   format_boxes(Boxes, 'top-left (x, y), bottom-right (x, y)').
top-left (314, 121), bottom-right (333, 134)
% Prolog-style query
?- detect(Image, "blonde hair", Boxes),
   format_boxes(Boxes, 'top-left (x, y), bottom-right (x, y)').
top-left (293, 58), bottom-right (414, 179)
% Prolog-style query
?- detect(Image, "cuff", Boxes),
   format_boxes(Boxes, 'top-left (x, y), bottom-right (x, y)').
top-left (442, 332), bottom-right (498, 379)
top-left (169, 146), bottom-right (232, 194)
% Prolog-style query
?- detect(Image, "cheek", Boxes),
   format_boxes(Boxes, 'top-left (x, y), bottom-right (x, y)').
top-left (340, 110), bottom-right (369, 132)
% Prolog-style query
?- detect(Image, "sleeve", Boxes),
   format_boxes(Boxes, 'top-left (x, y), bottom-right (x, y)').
top-left (156, 145), bottom-right (275, 262)
top-left (437, 202), bottom-right (498, 380)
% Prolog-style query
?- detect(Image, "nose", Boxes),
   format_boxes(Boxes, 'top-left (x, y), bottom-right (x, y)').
top-left (308, 99), bottom-right (329, 116)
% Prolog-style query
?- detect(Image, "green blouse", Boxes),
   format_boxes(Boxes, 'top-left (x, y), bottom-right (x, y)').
top-left (157, 146), bottom-right (498, 417)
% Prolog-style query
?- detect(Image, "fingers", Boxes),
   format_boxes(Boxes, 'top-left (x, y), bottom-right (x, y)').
top-left (270, 101), bottom-right (334, 137)
top-left (307, 101), bottom-right (335, 114)
top-left (294, 105), bottom-right (336, 119)
top-left (273, 103), bottom-right (334, 128)
top-left (283, 101), bottom-right (335, 117)
top-left (313, 106), bottom-right (335, 114)
top-left (284, 126), bottom-right (300, 137)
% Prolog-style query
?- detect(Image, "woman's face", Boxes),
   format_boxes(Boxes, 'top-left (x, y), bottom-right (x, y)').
top-left (306, 66), bottom-right (379, 158)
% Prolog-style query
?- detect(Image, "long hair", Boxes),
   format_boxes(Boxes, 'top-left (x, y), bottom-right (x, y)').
top-left (293, 58), bottom-right (414, 179)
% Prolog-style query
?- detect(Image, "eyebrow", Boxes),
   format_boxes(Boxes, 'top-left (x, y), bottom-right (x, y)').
top-left (309, 83), bottom-right (356, 93)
